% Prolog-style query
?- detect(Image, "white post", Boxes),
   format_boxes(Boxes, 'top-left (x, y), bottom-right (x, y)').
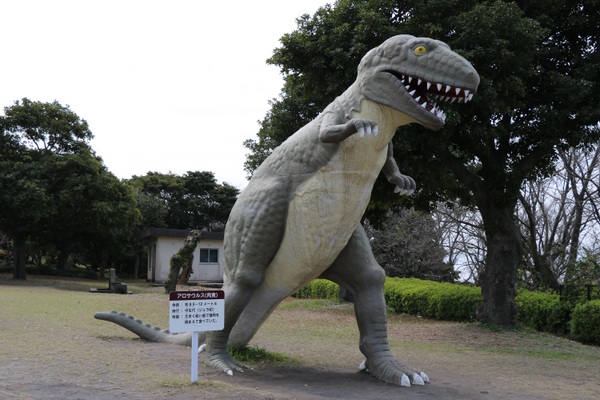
top-left (191, 331), bottom-right (199, 383)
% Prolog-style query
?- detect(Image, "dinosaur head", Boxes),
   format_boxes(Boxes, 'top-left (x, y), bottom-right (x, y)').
top-left (358, 35), bottom-right (480, 131)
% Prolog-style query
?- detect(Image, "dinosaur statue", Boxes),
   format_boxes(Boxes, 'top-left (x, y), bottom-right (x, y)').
top-left (95, 34), bottom-right (479, 387)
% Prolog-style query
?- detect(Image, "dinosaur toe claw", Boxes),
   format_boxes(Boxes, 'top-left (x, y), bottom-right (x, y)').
top-left (400, 374), bottom-right (411, 387)
top-left (358, 359), bottom-right (368, 371)
top-left (412, 372), bottom-right (425, 385)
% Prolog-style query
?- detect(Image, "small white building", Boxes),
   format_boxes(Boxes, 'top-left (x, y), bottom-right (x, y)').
top-left (142, 228), bottom-right (225, 284)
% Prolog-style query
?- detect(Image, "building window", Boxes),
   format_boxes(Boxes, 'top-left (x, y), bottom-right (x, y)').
top-left (200, 248), bottom-right (218, 263)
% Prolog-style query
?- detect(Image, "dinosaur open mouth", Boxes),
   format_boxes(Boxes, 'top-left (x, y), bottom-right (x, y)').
top-left (385, 70), bottom-right (475, 122)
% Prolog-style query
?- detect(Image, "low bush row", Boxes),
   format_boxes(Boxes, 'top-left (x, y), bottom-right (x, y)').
top-left (514, 290), bottom-right (571, 335)
top-left (384, 278), bottom-right (481, 321)
top-left (294, 279), bottom-right (340, 300)
top-left (295, 278), bottom-right (600, 345)
top-left (570, 300), bottom-right (600, 345)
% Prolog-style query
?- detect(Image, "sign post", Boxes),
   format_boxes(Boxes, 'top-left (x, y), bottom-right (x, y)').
top-left (169, 290), bottom-right (225, 383)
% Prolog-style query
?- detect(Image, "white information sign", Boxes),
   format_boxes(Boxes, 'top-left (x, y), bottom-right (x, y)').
top-left (168, 290), bottom-right (225, 383)
top-left (169, 290), bottom-right (225, 333)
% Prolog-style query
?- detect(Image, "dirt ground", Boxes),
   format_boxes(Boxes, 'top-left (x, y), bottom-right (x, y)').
top-left (1, 274), bottom-right (599, 400)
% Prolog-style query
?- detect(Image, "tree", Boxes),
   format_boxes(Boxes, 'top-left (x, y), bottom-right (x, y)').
top-left (128, 171), bottom-right (238, 231)
top-left (517, 145), bottom-right (600, 289)
top-left (366, 208), bottom-right (456, 281)
top-left (0, 98), bottom-right (93, 279)
top-left (432, 203), bottom-right (486, 283)
top-left (163, 230), bottom-right (201, 294)
top-left (243, 0), bottom-right (600, 326)
top-left (0, 98), bottom-right (140, 279)
top-left (72, 168), bottom-right (140, 279)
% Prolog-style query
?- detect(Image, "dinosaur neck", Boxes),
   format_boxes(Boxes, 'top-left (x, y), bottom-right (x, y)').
top-left (352, 98), bottom-right (417, 150)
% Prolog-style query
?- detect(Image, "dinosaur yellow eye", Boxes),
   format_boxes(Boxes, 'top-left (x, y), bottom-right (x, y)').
top-left (413, 45), bottom-right (427, 55)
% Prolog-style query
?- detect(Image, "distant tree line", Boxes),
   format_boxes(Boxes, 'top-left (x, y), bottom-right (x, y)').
top-left (0, 98), bottom-right (239, 280)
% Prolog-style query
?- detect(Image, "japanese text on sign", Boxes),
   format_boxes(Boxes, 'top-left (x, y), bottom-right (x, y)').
top-left (169, 290), bottom-right (224, 333)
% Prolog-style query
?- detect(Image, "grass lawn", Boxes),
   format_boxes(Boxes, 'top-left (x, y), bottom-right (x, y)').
top-left (1, 274), bottom-right (599, 400)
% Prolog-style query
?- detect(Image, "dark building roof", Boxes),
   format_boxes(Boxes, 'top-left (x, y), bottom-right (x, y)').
top-left (141, 227), bottom-right (224, 241)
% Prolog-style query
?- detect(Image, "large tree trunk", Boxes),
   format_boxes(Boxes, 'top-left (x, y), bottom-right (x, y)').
top-left (476, 200), bottom-right (520, 327)
top-left (12, 234), bottom-right (27, 280)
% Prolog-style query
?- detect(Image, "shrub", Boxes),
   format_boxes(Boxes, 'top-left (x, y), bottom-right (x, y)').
top-left (385, 278), bottom-right (481, 321)
top-left (383, 278), bottom-right (428, 314)
top-left (297, 277), bottom-right (481, 321)
top-left (427, 283), bottom-right (481, 321)
top-left (570, 300), bottom-right (600, 345)
top-left (296, 278), bottom-right (599, 345)
top-left (384, 278), bottom-right (481, 321)
top-left (294, 279), bottom-right (340, 300)
top-left (515, 290), bottom-right (572, 335)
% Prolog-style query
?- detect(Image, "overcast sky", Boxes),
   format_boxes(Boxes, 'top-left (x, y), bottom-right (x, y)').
top-left (1, 0), bottom-right (329, 189)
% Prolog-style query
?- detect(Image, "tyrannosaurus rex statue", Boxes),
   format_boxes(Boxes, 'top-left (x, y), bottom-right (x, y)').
top-left (95, 34), bottom-right (479, 387)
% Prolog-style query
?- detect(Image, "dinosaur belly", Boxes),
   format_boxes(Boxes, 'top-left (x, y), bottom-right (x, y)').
top-left (260, 132), bottom-right (389, 292)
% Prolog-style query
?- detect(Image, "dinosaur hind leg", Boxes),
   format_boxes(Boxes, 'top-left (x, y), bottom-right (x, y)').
top-left (228, 282), bottom-right (297, 348)
top-left (203, 270), bottom-right (266, 374)
top-left (203, 190), bottom-right (288, 374)
top-left (321, 224), bottom-right (428, 387)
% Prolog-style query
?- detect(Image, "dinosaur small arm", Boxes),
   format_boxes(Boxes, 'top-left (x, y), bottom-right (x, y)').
top-left (95, 34), bottom-right (479, 388)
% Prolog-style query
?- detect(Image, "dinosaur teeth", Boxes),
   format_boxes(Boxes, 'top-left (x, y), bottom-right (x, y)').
top-left (431, 105), bottom-right (445, 120)
top-left (397, 71), bottom-right (474, 118)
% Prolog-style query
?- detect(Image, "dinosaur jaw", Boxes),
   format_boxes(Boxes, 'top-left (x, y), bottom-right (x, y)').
top-left (384, 70), bottom-right (475, 129)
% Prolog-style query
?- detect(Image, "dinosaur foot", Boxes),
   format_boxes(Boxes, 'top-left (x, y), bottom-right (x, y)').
top-left (201, 347), bottom-right (249, 376)
top-left (358, 358), bottom-right (428, 387)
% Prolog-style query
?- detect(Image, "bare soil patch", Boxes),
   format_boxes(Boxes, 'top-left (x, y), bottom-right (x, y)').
top-left (1, 274), bottom-right (599, 399)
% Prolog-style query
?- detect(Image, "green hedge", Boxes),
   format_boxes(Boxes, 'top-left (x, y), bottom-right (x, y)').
top-left (384, 278), bottom-right (481, 321)
top-left (294, 279), bottom-right (340, 300)
top-left (515, 290), bottom-right (572, 335)
top-left (570, 300), bottom-right (600, 345)
top-left (294, 277), bottom-right (481, 321)
top-left (294, 278), bottom-right (599, 345)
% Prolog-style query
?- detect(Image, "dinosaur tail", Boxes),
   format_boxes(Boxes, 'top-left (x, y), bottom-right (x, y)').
top-left (94, 310), bottom-right (195, 346)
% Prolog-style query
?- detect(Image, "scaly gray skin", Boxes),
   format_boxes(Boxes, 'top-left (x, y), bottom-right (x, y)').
top-left (95, 35), bottom-right (479, 387)
top-left (94, 311), bottom-right (193, 344)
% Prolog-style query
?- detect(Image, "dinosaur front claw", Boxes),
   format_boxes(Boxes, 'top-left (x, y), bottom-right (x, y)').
top-left (389, 173), bottom-right (416, 196)
top-left (353, 119), bottom-right (379, 137)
